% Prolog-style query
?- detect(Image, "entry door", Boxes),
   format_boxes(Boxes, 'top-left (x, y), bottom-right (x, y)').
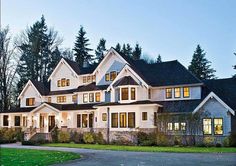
top-left (48, 116), bottom-right (55, 132)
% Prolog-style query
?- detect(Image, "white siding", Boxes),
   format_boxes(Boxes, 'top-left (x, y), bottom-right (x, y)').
top-left (20, 84), bottom-right (42, 107)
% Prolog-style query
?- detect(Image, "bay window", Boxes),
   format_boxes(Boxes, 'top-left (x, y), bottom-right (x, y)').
top-left (121, 88), bottom-right (129, 100)
top-left (131, 88), bottom-right (136, 100)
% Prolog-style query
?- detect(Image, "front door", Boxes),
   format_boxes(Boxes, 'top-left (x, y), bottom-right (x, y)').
top-left (48, 116), bottom-right (55, 132)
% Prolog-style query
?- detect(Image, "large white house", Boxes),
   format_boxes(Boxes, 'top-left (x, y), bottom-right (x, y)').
top-left (0, 47), bottom-right (235, 142)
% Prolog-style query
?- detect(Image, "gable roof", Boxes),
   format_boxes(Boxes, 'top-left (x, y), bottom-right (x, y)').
top-left (76, 82), bottom-right (109, 92)
top-left (31, 80), bottom-right (50, 95)
top-left (113, 76), bottom-right (139, 87)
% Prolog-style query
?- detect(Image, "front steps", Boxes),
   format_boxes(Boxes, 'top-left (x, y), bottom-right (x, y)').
top-left (29, 133), bottom-right (52, 142)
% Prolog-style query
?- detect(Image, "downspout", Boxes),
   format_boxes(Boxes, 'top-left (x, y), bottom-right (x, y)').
top-left (107, 107), bottom-right (110, 144)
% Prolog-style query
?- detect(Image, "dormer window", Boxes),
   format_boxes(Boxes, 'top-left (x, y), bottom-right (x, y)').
top-left (57, 78), bottom-right (70, 87)
top-left (57, 80), bottom-right (61, 87)
top-left (66, 79), bottom-right (70, 86)
top-left (131, 88), bottom-right (136, 100)
top-left (61, 78), bottom-right (66, 87)
top-left (105, 73), bottom-right (110, 81)
top-left (110, 71), bottom-right (117, 81)
top-left (26, 98), bottom-right (35, 106)
top-left (166, 88), bottom-right (172, 99)
top-left (174, 87), bottom-right (181, 98)
top-left (121, 88), bottom-right (129, 100)
top-left (183, 87), bottom-right (190, 98)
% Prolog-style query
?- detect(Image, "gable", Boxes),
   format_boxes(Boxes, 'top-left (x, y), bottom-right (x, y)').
top-left (18, 80), bottom-right (41, 99)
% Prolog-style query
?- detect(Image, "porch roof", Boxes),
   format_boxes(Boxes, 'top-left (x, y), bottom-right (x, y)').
top-left (43, 102), bottom-right (97, 111)
top-left (0, 107), bottom-right (36, 113)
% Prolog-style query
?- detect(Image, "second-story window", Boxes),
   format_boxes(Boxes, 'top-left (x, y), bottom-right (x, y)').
top-left (121, 88), bottom-right (129, 100)
top-left (95, 92), bottom-right (101, 102)
top-left (183, 87), bottom-right (190, 98)
top-left (57, 80), bottom-right (61, 87)
top-left (66, 79), bottom-right (70, 86)
top-left (48, 97), bottom-right (51, 103)
top-left (72, 95), bottom-right (77, 103)
top-left (89, 93), bottom-right (94, 102)
top-left (105, 73), bottom-right (110, 81)
top-left (57, 96), bottom-right (66, 103)
top-left (87, 76), bottom-right (91, 83)
top-left (131, 88), bottom-right (136, 100)
top-left (57, 78), bottom-right (70, 87)
top-left (166, 88), bottom-right (172, 99)
top-left (26, 98), bottom-right (35, 106)
top-left (148, 89), bottom-right (151, 99)
top-left (110, 71), bottom-right (117, 81)
top-left (61, 78), bottom-right (66, 87)
top-left (174, 87), bottom-right (181, 98)
top-left (83, 76), bottom-right (87, 83)
top-left (83, 94), bottom-right (88, 103)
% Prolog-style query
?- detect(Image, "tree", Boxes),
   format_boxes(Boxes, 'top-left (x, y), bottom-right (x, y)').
top-left (132, 43), bottom-right (142, 60)
top-left (156, 54), bottom-right (162, 63)
top-left (115, 43), bottom-right (121, 53)
top-left (121, 43), bottom-right (132, 57)
top-left (73, 26), bottom-right (93, 66)
top-left (0, 27), bottom-right (18, 111)
top-left (95, 38), bottom-right (107, 62)
top-left (233, 53), bottom-right (236, 78)
top-left (188, 45), bottom-right (216, 80)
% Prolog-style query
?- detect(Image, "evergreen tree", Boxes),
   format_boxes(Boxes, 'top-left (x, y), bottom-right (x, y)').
top-left (95, 38), bottom-right (107, 62)
top-left (73, 26), bottom-right (93, 66)
top-left (115, 43), bottom-right (121, 53)
top-left (156, 54), bottom-right (162, 63)
top-left (132, 43), bottom-right (142, 60)
top-left (188, 45), bottom-right (216, 80)
top-left (47, 46), bottom-right (62, 76)
top-left (121, 43), bottom-right (132, 57)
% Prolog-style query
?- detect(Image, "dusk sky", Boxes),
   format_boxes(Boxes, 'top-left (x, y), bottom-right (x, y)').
top-left (2, 0), bottom-right (236, 78)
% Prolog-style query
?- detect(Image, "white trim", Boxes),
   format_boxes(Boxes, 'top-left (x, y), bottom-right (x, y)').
top-left (193, 92), bottom-right (235, 115)
top-left (94, 103), bottom-right (162, 108)
top-left (31, 103), bottom-right (60, 113)
top-left (48, 58), bottom-right (79, 81)
top-left (17, 80), bottom-right (42, 99)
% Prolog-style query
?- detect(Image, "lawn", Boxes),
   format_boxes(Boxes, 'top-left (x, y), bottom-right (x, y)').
top-left (0, 148), bottom-right (80, 166)
top-left (43, 143), bottom-right (236, 153)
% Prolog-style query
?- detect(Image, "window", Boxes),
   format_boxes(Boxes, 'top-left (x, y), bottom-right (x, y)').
top-left (83, 76), bottom-right (87, 83)
top-left (203, 118), bottom-right (212, 135)
top-left (66, 79), bottom-right (70, 86)
top-left (26, 98), bottom-right (35, 106)
top-left (61, 78), bottom-right (66, 87)
top-left (180, 122), bottom-right (186, 131)
top-left (111, 113), bottom-right (118, 128)
top-left (87, 76), bottom-right (91, 83)
top-left (3, 115), bottom-right (9, 126)
top-left (89, 93), bottom-right (94, 102)
top-left (154, 112), bottom-right (157, 126)
top-left (40, 116), bottom-right (44, 128)
top-left (82, 114), bottom-right (88, 128)
top-left (77, 114), bottom-right (81, 128)
top-left (110, 71), bottom-right (117, 81)
top-left (95, 92), bottom-right (100, 102)
top-left (166, 88), bottom-right (172, 99)
top-left (57, 80), bottom-right (61, 87)
top-left (128, 112), bottom-right (135, 128)
top-left (183, 87), bottom-right (190, 98)
top-left (102, 113), bottom-right (107, 121)
top-left (92, 75), bottom-right (96, 82)
top-left (72, 95), bottom-right (77, 103)
top-left (131, 88), bottom-right (136, 100)
top-left (121, 88), bottom-right (129, 100)
top-left (120, 112), bottom-right (127, 128)
top-left (57, 96), bottom-right (66, 103)
top-left (148, 89), bottom-right (151, 99)
top-left (14, 116), bottom-right (21, 126)
top-left (23, 116), bottom-right (27, 127)
top-left (142, 112), bottom-right (147, 121)
top-left (167, 123), bottom-right (173, 130)
top-left (89, 114), bottom-right (93, 128)
top-left (48, 97), bottom-right (51, 103)
top-left (105, 73), bottom-right (110, 81)
top-left (83, 94), bottom-right (88, 103)
top-left (214, 118), bottom-right (223, 135)
top-left (174, 87), bottom-right (181, 98)
top-left (174, 123), bottom-right (179, 130)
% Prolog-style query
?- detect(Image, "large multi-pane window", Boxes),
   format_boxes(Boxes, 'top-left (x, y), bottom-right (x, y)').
top-left (120, 112), bottom-right (127, 128)
top-left (214, 118), bottom-right (223, 135)
top-left (131, 88), bottom-right (136, 100)
top-left (166, 88), bottom-right (172, 99)
top-left (14, 116), bottom-right (21, 126)
top-left (57, 78), bottom-right (70, 87)
top-left (183, 87), bottom-right (190, 98)
top-left (26, 98), bottom-right (35, 106)
top-left (128, 112), bottom-right (135, 128)
top-left (57, 96), bottom-right (66, 103)
top-left (111, 112), bottom-right (135, 128)
top-left (121, 88), bottom-right (129, 100)
top-left (174, 87), bottom-right (181, 98)
top-left (111, 113), bottom-right (118, 128)
top-left (203, 119), bottom-right (212, 135)
top-left (3, 115), bottom-right (9, 126)
top-left (83, 94), bottom-right (88, 103)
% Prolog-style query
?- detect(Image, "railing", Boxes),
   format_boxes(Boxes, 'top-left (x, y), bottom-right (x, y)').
top-left (24, 127), bottom-right (37, 141)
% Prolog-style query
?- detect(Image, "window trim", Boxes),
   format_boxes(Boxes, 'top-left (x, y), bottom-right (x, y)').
top-left (121, 87), bottom-right (129, 100)
top-left (203, 118), bottom-right (212, 135)
top-left (166, 88), bottom-right (172, 99)
top-left (213, 118), bottom-right (223, 135)
top-left (174, 87), bottom-right (181, 98)
top-left (3, 115), bottom-right (9, 126)
top-left (111, 113), bottom-right (118, 128)
top-left (26, 98), bottom-right (35, 106)
top-left (142, 112), bottom-right (148, 121)
top-left (83, 93), bottom-right (88, 103)
top-left (89, 93), bottom-right (94, 102)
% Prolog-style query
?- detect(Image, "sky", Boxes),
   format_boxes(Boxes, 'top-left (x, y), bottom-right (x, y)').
top-left (2, 0), bottom-right (236, 78)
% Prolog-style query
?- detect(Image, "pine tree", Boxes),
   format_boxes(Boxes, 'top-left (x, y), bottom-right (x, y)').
top-left (73, 26), bottom-right (93, 66)
top-left (156, 54), bottom-right (162, 63)
top-left (121, 43), bottom-right (132, 57)
top-left (132, 43), bottom-right (142, 60)
top-left (188, 45), bottom-right (216, 80)
top-left (115, 43), bottom-right (121, 53)
top-left (95, 38), bottom-right (107, 62)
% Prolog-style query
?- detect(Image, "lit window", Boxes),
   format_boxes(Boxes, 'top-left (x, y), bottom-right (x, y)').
top-left (131, 88), bottom-right (136, 100)
top-left (87, 76), bottom-right (91, 83)
top-left (148, 89), bottom-right (151, 99)
top-left (77, 114), bottom-right (81, 128)
top-left (142, 112), bottom-right (147, 121)
top-left (174, 87), bottom-right (181, 98)
top-left (120, 112), bottom-right (127, 128)
top-left (23, 116), bottom-right (27, 127)
top-left (92, 75), bottom-right (96, 82)
top-left (89, 93), bottom-right (94, 102)
top-left (48, 97), bottom-right (51, 103)
top-left (57, 80), bottom-right (61, 87)
top-left (3, 115), bottom-right (9, 126)
top-left (95, 92), bottom-right (100, 102)
top-left (203, 118), bottom-right (212, 135)
top-left (14, 116), bottom-right (21, 126)
top-left (105, 73), bottom-right (110, 81)
top-left (174, 123), bottom-right (179, 130)
top-left (82, 114), bottom-right (88, 128)
top-left (167, 123), bottom-right (173, 130)
top-left (110, 71), bottom-right (117, 81)
top-left (83, 94), bottom-right (88, 103)
top-left (57, 96), bottom-right (66, 103)
top-left (72, 95), bottom-right (77, 103)
top-left (111, 113), bottom-right (118, 128)
top-left (26, 98), bottom-right (35, 106)
top-left (180, 122), bottom-right (186, 131)
top-left (102, 113), bottom-right (107, 121)
top-left (128, 112), bottom-right (135, 128)
top-left (214, 118), bottom-right (223, 135)
top-left (61, 78), bottom-right (66, 87)
top-left (83, 76), bottom-right (87, 83)
top-left (66, 79), bottom-right (70, 86)
top-left (183, 87), bottom-right (190, 98)
top-left (121, 88), bottom-right (129, 100)
top-left (166, 88), bottom-right (172, 99)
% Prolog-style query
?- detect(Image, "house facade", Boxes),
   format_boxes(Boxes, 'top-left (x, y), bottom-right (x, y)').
top-left (0, 47), bottom-right (235, 143)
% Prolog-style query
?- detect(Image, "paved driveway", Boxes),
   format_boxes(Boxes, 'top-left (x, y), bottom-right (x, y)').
top-left (1, 143), bottom-right (236, 166)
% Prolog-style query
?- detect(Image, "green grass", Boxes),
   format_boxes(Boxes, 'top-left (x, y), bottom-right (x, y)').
top-left (43, 143), bottom-right (236, 153)
top-left (0, 148), bottom-right (80, 166)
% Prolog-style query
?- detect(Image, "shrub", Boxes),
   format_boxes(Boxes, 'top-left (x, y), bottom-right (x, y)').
top-left (174, 136), bottom-right (182, 145)
top-left (223, 137), bottom-right (230, 147)
top-left (58, 131), bottom-right (70, 143)
top-left (137, 132), bottom-right (148, 145)
top-left (3, 128), bottom-right (16, 142)
top-left (111, 138), bottom-right (134, 146)
top-left (156, 132), bottom-right (169, 146)
top-left (203, 136), bottom-right (215, 147)
top-left (83, 132), bottom-right (94, 144)
top-left (70, 131), bottom-right (83, 144)
top-left (229, 132), bottom-right (236, 147)
top-left (94, 132), bottom-right (105, 144)
top-left (215, 143), bottom-right (222, 147)
top-left (51, 126), bottom-right (59, 143)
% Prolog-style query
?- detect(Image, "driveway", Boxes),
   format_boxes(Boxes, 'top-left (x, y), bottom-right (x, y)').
top-left (1, 143), bottom-right (236, 166)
